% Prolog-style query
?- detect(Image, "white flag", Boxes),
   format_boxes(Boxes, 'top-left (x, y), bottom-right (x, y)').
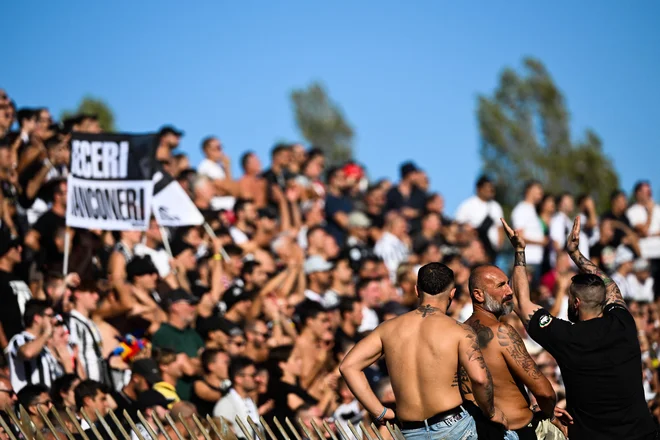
top-left (151, 172), bottom-right (204, 226)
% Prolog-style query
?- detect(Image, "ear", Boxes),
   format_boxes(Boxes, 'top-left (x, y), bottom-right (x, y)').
top-left (472, 288), bottom-right (485, 303)
top-left (449, 288), bottom-right (456, 300)
top-left (414, 285), bottom-right (420, 299)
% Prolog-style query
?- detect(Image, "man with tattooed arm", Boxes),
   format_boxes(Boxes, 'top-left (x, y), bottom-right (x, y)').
top-left (461, 259), bottom-right (559, 438)
top-left (340, 262), bottom-right (507, 439)
top-left (501, 216), bottom-right (658, 440)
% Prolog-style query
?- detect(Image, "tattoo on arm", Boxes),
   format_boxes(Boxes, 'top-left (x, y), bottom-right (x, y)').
top-left (451, 367), bottom-right (473, 397)
top-left (416, 304), bottom-right (438, 318)
top-left (461, 325), bottom-right (495, 416)
top-left (515, 251), bottom-right (526, 267)
top-left (572, 252), bottom-right (626, 307)
top-left (497, 324), bottom-right (542, 379)
top-left (471, 320), bottom-right (494, 348)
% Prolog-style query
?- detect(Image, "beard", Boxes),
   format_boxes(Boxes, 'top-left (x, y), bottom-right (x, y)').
top-left (568, 302), bottom-right (579, 323)
top-left (483, 291), bottom-right (514, 317)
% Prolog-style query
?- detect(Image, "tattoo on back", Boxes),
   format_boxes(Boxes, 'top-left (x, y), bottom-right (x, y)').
top-left (497, 324), bottom-right (542, 379)
top-left (471, 320), bottom-right (494, 348)
top-left (417, 304), bottom-right (438, 318)
top-left (452, 367), bottom-right (472, 396)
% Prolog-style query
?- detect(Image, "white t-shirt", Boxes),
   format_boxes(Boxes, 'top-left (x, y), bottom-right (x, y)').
top-left (627, 274), bottom-right (654, 303)
top-left (374, 232), bottom-right (410, 282)
top-left (549, 212), bottom-right (590, 265)
top-left (229, 226), bottom-right (250, 245)
top-left (197, 158), bottom-right (227, 180)
top-left (627, 203), bottom-right (660, 236)
top-left (134, 244), bottom-right (171, 278)
top-left (511, 201), bottom-right (545, 265)
top-left (357, 307), bottom-right (379, 333)
top-left (455, 196), bottom-right (503, 249)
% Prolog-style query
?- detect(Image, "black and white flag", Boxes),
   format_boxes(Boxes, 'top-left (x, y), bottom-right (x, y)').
top-left (152, 171), bottom-right (204, 226)
top-left (66, 132), bottom-right (157, 230)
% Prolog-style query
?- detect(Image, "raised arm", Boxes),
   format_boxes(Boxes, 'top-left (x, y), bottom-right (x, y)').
top-left (565, 217), bottom-right (626, 308)
top-left (501, 218), bottom-right (542, 327)
top-left (339, 330), bottom-right (396, 423)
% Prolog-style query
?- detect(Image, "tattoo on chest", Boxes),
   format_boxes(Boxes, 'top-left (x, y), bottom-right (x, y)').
top-left (417, 304), bottom-right (438, 318)
top-left (471, 320), bottom-right (494, 348)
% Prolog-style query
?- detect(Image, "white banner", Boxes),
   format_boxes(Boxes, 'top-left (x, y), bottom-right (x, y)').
top-left (66, 175), bottom-right (154, 230)
top-left (152, 173), bottom-right (204, 227)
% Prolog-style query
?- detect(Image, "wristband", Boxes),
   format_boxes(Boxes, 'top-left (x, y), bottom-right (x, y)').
top-left (375, 407), bottom-right (387, 422)
top-left (213, 253), bottom-right (222, 261)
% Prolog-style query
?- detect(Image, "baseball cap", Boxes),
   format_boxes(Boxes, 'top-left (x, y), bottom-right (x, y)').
top-left (348, 211), bottom-right (371, 229)
top-left (137, 389), bottom-right (171, 411)
top-left (131, 359), bottom-right (162, 385)
top-left (343, 163), bottom-right (364, 180)
top-left (197, 316), bottom-right (243, 339)
top-left (304, 256), bottom-right (334, 275)
top-left (165, 288), bottom-right (199, 308)
top-left (158, 125), bottom-right (184, 138)
top-left (223, 283), bottom-right (256, 311)
top-left (633, 259), bottom-right (651, 272)
top-left (614, 246), bottom-right (634, 267)
top-left (400, 161), bottom-right (420, 179)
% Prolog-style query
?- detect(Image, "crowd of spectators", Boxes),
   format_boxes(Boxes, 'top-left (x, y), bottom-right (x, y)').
top-left (0, 86), bottom-right (659, 439)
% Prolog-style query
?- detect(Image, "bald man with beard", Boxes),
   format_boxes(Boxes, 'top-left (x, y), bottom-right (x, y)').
top-left (461, 264), bottom-right (560, 440)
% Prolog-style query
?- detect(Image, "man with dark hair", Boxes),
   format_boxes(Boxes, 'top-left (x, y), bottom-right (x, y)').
top-left (230, 198), bottom-right (257, 246)
top-left (198, 136), bottom-right (231, 181)
top-left (7, 300), bottom-right (63, 392)
top-left (455, 175), bottom-right (504, 263)
top-left (24, 178), bottom-right (67, 271)
top-left (293, 300), bottom-right (333, 390)
top-left (601, 190), bottom-right (633, 248)
top-left (385, 161), bottom-right (427, 228)
top-left (335, 297), bottom-right (363, 346)
top-left (462, 263), bottom-right (557, 439)
top-left (213, 356), bottom-right (262, 439)
top-left (74, 379), bottom-right (109, 430)
top-left (68, 280), bottom-right (105, 384)
top-left (341, 262), bottom-right (505, 440)
top-left (512, 180), bottom-right (546, 281)
top-left (17, 383), bottom-right (52, 433)
top-left (325, 166), bottom-right (353, 247)
top-left (155, 125), bottom-right (183, 162)
top-left (0, 226), bottom-right (31, 345)
top-left (502, 217), bottom-right (658, 439)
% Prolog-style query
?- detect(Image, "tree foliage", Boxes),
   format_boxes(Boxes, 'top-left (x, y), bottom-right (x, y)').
top-left (291, 82), bottom-right (354, 167)
top-left (60, 96), bottom-right (117, 132)
top-left (477, 58), bottom-right (619, 214)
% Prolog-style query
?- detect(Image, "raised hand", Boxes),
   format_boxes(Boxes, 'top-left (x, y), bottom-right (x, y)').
top-left (566, 217), bottom-right (581, 254)
top-left (500, 218), bottom-right (526, 250)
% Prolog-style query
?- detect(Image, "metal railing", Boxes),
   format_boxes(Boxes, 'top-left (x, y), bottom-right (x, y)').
top-left (0, 406), bottom-right (406, 440)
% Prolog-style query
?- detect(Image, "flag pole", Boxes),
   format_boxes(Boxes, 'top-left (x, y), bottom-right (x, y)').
top-left (159, 226), bottom-right (174, 259)
top-left (203, 222), bottom-right (230, 261)
top-left (63, 228), bottom-right (71, 275)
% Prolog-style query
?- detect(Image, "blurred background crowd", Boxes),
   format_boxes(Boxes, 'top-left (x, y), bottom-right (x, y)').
top-left (0, 85), bottom-right (659, 439)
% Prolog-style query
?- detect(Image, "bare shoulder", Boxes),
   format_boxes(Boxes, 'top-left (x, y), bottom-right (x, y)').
top-left (495, 323), bottom-right (525, 347)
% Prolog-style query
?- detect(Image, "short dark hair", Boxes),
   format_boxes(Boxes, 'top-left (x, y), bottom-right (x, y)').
top-left (240, 151), bottom-right (254, 171)
top-left (201, 136), bottom-right (216, 151)
top-left (241, 260), bottom-right (261, 278)
top-left (16, 108), bottom-right (36, 125)
top-left (201, 348), bottom-right (225, 375)
top-left (306, 224), bottom-right (326, 242)
top-left (325, 166), bottom-right (343, 183)
top-left (338, 297), bottom-right (359, 318)
top-left (296, 300), bottom-right (326, 329)
top-left (570, 274), bottom-right (606, 309)
top-left (524, 180), bottom-right (542, 196)
top-left (633, 180), bottom-right (650, 196)
top-left (555, 192), bottom-right (572, 207)
top-left (356, 277), bottom-right (379, 294)
top-left (23, 299), bottom-right (52, 328)
top-left (417, 263), bottom-right (454, 296)
top-left (74, 380), bottom-right (106, 410)
top-left (476, 175), bottom-right (492, 189)
top-left (223, 244), bottom-right (242, 257)
top-left (233, 198), bottom-right (254, 215)
top-left (51, 374), bottom-right (79, 410)
top-left (271, 143), bottom-right (291, 159)
top-left (610, 189), bottom-right (626, 202)
top-left (17, 384), bottom-right (49, 408)
top-left (228, 356), bottom-right (255, 382)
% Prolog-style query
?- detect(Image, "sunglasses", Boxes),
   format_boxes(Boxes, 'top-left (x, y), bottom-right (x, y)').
top-left (0, 390), bottom-right (15, 398)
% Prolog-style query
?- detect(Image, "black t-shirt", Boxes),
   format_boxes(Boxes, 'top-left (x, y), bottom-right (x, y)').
top-left (110, 390), bottom-right (139, 422)
top-left (528, 306), bottom-right (657, 440)
top-left (325, 194), bottom-right (353, 247)
top-left (33, 209), bottom-right (66, 269)
top-left (0, 270), bottom-right (32, 340)
top-left (602, 211), bottom-right (633, 248)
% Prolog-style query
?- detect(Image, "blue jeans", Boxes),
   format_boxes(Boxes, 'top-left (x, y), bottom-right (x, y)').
top-left (400, 408), bottom-right (478, 440)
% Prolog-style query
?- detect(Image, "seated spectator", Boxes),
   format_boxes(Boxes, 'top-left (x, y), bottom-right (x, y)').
top-left (74, 379), bottom-right (110, 431)
top-left (131, 389), bottom-right (170, 440)
top-left (0, 375), bottom-right (16, 411)
top-left (151, 348), bottom-right (183, 409)
top-left (68, 280), bottom-right (106, 384)
top-left (17, 384), bottom-right (52, 434)
top-left (238, 151), bottom-right (268, 208)
top-left (111, 358), bottom-right (160, 421)
top-left (50, 374), bottom-right (80, 411)
top-left (190, 348), bottom-right (231, 418)
top-left (374, 212), bottom-right (410, 281)
top-left (0, 227), bottom-right (31, 346)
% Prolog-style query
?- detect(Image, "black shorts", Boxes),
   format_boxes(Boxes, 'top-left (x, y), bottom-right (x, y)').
top-left (462, 400), bottom-right (507, 440)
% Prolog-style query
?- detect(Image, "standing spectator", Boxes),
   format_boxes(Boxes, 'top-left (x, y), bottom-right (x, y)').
top-left (590, 219), bottom-right (618, 274)
top-left (324, 167), bottom-right (353, 247)
top-left (230, 198), bottom-right (257, 246)
top-left (385, 161), bottom-right (426, 228)
top-left (262, 144), bottom-right (292, 205)
top-left (628, 259), bottom-right (655, 303)
top-left (155, 126), bottom-right (183, 162)
top-left (512, 180), bottom-right (547, 281)
top-left (238, 151), bottom-right (268, 208)
top-left (335, 298), bottom-right (363, 347)
top-left (197, 136), bottom-right (231, 182)
top-left (293, 301), bottom-right (333, 390)
top-left (627, 181), bottom-right (660, 297)
top-left (356, 278), bottom-right (383, 333)
top-left (213, 356), bottom-right (263, 439)
top-left (68, 281), bottom-right (106, 384)
top-left (7, 300), bottom-right (62, 392)
top-left (0, 227), bottom-right (31, 346)
top-left (190, 348), bottom-right (231, 418)
top-left (550, 192), bottom-right (590, 265)
top-left (327, 256), bottom-right (355, 298)
top-left (611, 246), bottom-right (635, 300)
top-left (303, 256), bottom-right (335, 308)
top-left (374, 212), bottom-right (410, 281)
top-left (24, 178), bottom-right (67, 271)
top-left (602, 190), bottom-right (633, 247)
top-left (454, 175), bottom-right (504, 262)
top-left (245, 320), bottom-right (270, 363)
top-left (151, 289), bottom-right (203, 401)
top-left (152, 348), bottom-right (183, 408)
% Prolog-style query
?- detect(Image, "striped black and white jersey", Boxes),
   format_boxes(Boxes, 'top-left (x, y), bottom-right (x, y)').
top-left (68, 310), bottom-right (104, 382)
top-left (6, 331), bottom-right (62, 392)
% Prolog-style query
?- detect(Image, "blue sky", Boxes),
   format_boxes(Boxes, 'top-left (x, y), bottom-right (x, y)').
top-left (4, 1), bottom-right (659, 212)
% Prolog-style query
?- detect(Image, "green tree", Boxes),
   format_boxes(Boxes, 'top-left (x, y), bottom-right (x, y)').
top-left (291, 82), bottom-right (354, 167)
top-left (60, 96), bottom-right (117, 132)
top-left (477, 58), bottom-right (619, 214)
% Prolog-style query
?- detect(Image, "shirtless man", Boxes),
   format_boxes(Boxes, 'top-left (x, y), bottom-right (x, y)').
top-left (340, 262), bottom-right (507, 440)
top-left (462, 265), bottom-right (557, 439)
